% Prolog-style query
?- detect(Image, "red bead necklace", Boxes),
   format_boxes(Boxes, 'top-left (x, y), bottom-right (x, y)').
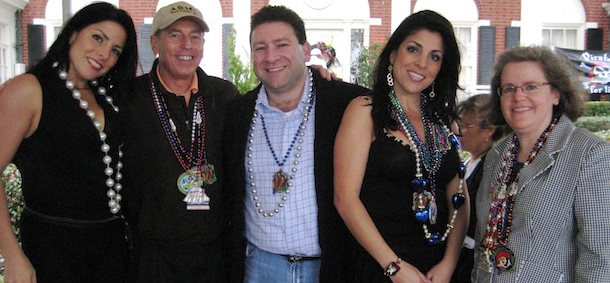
top-left (481, 117), bottom-right (558, 273)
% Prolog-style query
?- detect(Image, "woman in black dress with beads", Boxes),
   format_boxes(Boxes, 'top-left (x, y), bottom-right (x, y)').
top-left (334, 10), bottom-right (469, 282)
top-left (0, 3), bottom-right (138, 282)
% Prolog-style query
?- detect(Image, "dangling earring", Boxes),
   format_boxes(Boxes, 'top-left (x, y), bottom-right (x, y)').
top-left (429, 82), bottom-right (436, 98)
top-left (387, 65), bottom-right (394, 87)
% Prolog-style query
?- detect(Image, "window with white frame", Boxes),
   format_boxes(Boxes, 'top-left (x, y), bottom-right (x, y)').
top-left (453, 25), bottom-right (477, 98)
top-left (0, 26), bottom-right (8, 84)
top-left (541, 28), bottom-right (578, 49)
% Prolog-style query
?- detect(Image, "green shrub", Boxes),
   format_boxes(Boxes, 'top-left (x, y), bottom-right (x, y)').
top-left (596, 129), bottom-right (610, 142)
top-left (2, 163), bottom-right (22, 240)
top-left (575, 116), bottom-right (610, 132)
top-left (584, 101), bottom-right (610, 117)
top-left (356, 44), bottom-right (382, 89)
top-left (227, 27), bottom-right (259, 94)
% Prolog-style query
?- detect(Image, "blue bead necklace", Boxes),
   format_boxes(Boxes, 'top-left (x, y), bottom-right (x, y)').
top-left (246, 69), bottom-right (315, 217)
top-left (388, 90), bottom-right (465, 244)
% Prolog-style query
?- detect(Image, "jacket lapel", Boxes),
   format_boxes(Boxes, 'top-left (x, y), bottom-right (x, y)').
top-left (515, 116), bottom-right (574, 195)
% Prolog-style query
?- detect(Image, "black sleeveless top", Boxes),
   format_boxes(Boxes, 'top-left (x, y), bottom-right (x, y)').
top-left (13, 67), bottom-right (121, 221)
top-left (349, 130), bottom-right (461, 282)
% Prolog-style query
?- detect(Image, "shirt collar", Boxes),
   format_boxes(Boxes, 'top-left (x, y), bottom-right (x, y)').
top-left (155, 66), bottom-right (199, 96)
top-left (255, 70), bottom-right (313, 115)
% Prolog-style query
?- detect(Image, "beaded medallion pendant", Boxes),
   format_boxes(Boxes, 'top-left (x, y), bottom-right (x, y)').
top-left (480, 118), bottom-right (557, 273)
top-left (149, 75), bottom-right (215, 210)
top-left (246, 69), bottom-right (316, 217)
top-left (388, 90), bottom-right (466, 244)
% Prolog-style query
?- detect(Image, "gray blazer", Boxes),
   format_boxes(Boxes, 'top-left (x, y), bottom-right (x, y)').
top-left (472, 115), bottom-right (610, 282)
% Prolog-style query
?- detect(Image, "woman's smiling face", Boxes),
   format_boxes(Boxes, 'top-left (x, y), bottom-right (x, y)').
top-left (390, 29), bottom-right (444, 97)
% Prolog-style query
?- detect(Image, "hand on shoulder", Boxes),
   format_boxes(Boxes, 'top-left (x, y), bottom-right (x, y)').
top-left (310, 64), bottom-right (342, 81)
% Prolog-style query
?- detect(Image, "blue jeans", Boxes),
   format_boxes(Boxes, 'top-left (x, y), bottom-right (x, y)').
top-left (244, 242), bottom-right (321, 283)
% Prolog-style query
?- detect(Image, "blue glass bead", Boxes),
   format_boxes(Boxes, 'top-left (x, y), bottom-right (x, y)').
top-left (415, 210), bottom-right (429, 223)
top-left (452, 193), bottom-right (466, 209)
top-left (449, 133), bottom-right (461, 149)
top-left (411, 178), bottom-right (428, 191)
top-left (458, 164), bottom-right (466, 179)
top-left (427, 233), bottom-right (441, 244)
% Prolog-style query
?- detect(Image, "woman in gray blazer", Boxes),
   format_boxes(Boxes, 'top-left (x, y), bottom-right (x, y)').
top-left (472, 45), bottom-right (610, 282)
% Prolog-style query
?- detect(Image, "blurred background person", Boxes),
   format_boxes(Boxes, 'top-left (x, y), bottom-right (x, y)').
top-left (451, 94), bottom-right (504, 282)
top-left (473, 45), bottom-right (610, 282)
top-left (0, 2), bottom-right (137, 282)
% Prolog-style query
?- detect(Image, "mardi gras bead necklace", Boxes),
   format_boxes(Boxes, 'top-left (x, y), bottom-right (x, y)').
top-left (388, 90), bottom-right (465, 244)
top-left (247, 69), bottom-right (315, 217)
top-left (481, 118), bottom-right (557, 273)
top-left (149, 75), bottom-right (216, 210)
top-left (55, 62), bottom-right (123, 214)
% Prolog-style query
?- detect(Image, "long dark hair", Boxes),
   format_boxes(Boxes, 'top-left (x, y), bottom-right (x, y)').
top-left (31, 2), bottom-right (138, 88)
top-left (371, 10), bottom-right (461, 134)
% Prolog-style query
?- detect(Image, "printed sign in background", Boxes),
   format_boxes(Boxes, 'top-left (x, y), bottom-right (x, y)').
top-left (555, 47), bottom-right (610, 101)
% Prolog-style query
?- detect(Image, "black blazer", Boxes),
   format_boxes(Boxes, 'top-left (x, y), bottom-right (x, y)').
top-left (466, 154), bottom-right (485, 238)
top-left (223, 69), bottom-right (368, 282)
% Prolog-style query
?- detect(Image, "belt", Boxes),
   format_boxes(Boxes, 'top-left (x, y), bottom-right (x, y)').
top-left (23, 206), bottom-right (120, 228)
top-left (285, 255), bottom-right (321, 262)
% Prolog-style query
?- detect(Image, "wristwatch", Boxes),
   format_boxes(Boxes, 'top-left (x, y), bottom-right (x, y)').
top-left (384, 258), bottom-right (401, 276)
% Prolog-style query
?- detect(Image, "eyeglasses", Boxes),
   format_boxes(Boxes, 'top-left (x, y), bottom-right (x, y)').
top-left (458, 123), bottom-right (478, 131)
top-left (457, 123), bottom-right (478, 137)
top-left (497, 82), bottom-right (550, 96)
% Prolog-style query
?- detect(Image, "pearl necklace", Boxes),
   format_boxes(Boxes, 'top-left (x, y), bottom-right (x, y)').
top-left (54, 62), bottom-right (123, 214)
top-left (481, 117), bottom-right (557, 272)
top-left (246, 70), bottom-right (315, 217)
top-left (388, 90), bottom-right (465, 244)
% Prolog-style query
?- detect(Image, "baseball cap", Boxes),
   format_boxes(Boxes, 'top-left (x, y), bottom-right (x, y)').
top-left (152, 1), bottom-right (210, 34)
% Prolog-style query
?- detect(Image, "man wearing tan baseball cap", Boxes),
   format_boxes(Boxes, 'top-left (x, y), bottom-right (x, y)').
top-left (121, 1), bottom-right (238, 282)
top-left (151, 1), bottom-right (209, 34)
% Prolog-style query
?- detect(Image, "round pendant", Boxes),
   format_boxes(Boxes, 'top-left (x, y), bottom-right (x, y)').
top-left (177, 168), bottom-right (202, 195)
top-left (494, 247), bottom-right (515, 271)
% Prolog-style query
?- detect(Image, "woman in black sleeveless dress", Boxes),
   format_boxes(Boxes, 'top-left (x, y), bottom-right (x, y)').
top-left (0, 3), bottom-right (137, 282)
top-left (334, 10), bottom-right (468, 282)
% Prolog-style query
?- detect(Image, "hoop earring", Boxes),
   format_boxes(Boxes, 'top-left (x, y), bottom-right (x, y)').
top-left (387, 65), bottom-right (394, 87)
top-left (429, 82), bottom-right (436, 98)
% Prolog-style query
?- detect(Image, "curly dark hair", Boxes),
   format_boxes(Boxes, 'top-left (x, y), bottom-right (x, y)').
top-left (31, 2), bottom-right (138, 88)
top-left (480, 45), bottom-right (586, 126)
top-left (370, 10), bottom-right (462, 135)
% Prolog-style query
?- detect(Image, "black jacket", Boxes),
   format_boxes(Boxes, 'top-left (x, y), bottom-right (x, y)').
top-left (120, 59), bottom-right (238, 281)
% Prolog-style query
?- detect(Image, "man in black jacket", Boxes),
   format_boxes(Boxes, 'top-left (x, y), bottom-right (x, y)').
top-left (120, 2), bottom-right (238, 282)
